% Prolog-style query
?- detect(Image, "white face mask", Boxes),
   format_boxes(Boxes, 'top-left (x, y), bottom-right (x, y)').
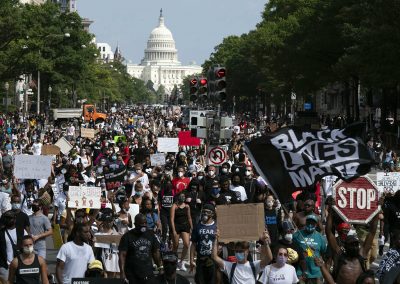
top-left (208, 170), bottom-right (215, 177)
top-left (222, 168), bottom-right (228, 174)
top-left (284, 233), bottom-right (293, 242)
top-left (178, 172), bottom-right (184, 177)
top-left (245, 170), bottom-right (252, 176)
top-left (197, 176), bottom-right (204, 180)
top-left (22, 245), bottom-right (34, 255)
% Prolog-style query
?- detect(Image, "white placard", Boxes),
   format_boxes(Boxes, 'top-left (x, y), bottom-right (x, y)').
top-left (14, 155), bottom-right (52, 179)
top-left (150, 153), bottom-right (166, 166)
top-left (55, 137), bottom-right (73, 155)
top-left (376, 172), bottom-right (400, 193)
top-left (67, 186), bottom-right (102, 209)
top-left (157, 138), bottom-right (179, 153)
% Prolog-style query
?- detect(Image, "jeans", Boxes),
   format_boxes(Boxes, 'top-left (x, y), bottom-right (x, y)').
top-left (160, 211), bottom-right (172, 243)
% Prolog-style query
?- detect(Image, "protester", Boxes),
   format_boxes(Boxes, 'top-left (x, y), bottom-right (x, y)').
top-left (156, 252), bottom-right (190, 284)
top-left (29, 199), bottom-right (52, 259)
top-left (7, 235), bottom-right (49, 284)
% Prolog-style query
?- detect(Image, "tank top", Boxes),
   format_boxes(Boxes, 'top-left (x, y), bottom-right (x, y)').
top-left (16, 254), bottom-right (41, 284)
top-left (174, 206), bottom-right (189, 226)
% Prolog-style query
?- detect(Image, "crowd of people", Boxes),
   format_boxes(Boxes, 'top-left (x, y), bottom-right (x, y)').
top-left (0, 106), bottom-right (398, 284)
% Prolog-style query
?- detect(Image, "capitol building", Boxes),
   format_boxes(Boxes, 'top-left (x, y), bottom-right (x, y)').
top-left (126, 10), bottom-right (202, 95)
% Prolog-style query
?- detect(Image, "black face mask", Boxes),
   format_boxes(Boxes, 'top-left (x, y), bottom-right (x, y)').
top-left (32, 205), bottom-right (41, 213)
top-left (5, 219), bottom-right (15, 228)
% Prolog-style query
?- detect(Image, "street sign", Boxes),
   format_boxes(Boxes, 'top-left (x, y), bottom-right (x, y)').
top-left (333, 176), bottom-right (380, 224)
top-left (207, 145), bottom-right (227, 166)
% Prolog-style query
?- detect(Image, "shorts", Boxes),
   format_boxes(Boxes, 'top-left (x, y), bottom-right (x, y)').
top-left (175, 224), bottom-right (190, 234)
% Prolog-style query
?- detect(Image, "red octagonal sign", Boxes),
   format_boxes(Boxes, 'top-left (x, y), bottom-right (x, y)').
top-left (333, 176), bottom-right (380, 224)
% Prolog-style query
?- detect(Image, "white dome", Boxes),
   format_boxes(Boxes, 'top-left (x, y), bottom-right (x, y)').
top-left (140, 10), bottom-right (180, 66)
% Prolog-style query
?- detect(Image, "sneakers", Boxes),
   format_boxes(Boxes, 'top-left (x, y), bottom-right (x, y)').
top-left (177, 261), bottom-right (187, 272)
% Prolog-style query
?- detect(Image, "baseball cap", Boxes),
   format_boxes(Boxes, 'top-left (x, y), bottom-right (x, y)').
top-left (88, 260), bottom-right (103, 271)
top-left (305, 214), bottom-right (318, 223)
top-left (203, 203), bottom-right (216, 214)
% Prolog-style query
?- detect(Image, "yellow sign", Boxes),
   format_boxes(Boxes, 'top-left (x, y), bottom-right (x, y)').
top-left (52, 224), bottom-right (63, 249)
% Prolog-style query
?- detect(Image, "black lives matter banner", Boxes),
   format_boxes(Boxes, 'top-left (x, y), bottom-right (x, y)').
top-left (245, 124), bottom-right (373, 202)
top-left (104, 167), bottom-right (127, 191)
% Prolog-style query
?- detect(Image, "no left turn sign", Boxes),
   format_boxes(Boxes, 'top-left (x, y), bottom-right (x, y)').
top-left (208, 146), bottom-right (227, 166)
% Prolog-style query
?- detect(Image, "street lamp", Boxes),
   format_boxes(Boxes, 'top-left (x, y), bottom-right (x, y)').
top-left (48, 85), bottom-right (52, 110)
top-left (4, 82), bottom-right (9, 113)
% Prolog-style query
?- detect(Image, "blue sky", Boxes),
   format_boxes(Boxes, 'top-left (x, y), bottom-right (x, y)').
top-left (77, 0), bottom-right (267, 65)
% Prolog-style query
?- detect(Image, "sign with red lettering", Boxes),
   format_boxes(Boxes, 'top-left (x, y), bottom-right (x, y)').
top-left (333, 176), bottom-right (380, 224)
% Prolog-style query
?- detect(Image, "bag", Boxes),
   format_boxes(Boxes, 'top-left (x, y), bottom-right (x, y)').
top-left (39, 191), bottom-right (51, 207)
top-left (5, 230), bottom-right (20, 258)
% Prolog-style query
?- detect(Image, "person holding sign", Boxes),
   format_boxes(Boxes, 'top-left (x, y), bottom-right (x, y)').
top-left (212, 230), bottom-right (272, 284)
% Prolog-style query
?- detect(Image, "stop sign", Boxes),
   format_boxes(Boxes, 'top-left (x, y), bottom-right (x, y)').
top-left (333, 176), bottom-right (380, 224)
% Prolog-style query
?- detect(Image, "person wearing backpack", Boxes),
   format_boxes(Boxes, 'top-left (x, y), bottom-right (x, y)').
top-left (212, 230), bottom-right (272, 284)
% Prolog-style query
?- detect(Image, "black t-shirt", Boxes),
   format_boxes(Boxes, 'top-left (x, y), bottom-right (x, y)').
top-left (118, 229), bottom-right (159, 277)
top-left (265, 208), bottom-right (281, 243)
top-left (155, 274), bottom-right (190, 284)
top-left (213, 191), bottom-right (239, 205)
top-left (231, 163), bottom-right (246, 177)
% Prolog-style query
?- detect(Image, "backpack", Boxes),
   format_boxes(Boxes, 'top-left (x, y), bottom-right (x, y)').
top-left (229, 261), bottom-right (257, 284)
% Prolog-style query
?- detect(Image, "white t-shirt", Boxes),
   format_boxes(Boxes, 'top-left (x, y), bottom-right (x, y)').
top-left (57, 241), bottom-right (95, 284)
top-left (129, 172), bottom-right (150, 190)
top-left (0, 191), bottom-right (11, 216)
top-left (54, 192), bottom-right (67, 219)
top-left (260, 264), bottom-right (299, 284)
top-left (5, 228), bottom-right (28, 264)
top-left (32, 142), bottom-right (42, 155)
top-left (223, 260), bottom-right (262, 284)
top-left (229, 185), bottom-right (248, 202)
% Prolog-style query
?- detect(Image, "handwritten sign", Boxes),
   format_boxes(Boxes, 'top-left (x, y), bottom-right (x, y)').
top-left (104, 167), bottom-right (127, 191)
top-left (67, 186), bottom-right (102, 209)
top-left (150, 153), bottom-right (166, 166)
top-left (55, 137), bottom-right (73, 155)
top-left (81, 128), bottom-right (95, 138)
top-left (376, 172), bottom-right (400, 193)
top-left (157, 138), bottom-right (179, 153)
top-left (14, 155), bottom-right (52, 179)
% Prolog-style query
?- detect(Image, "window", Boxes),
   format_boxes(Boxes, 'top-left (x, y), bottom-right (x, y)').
top-left (102, 46), bottom-right (105, 52)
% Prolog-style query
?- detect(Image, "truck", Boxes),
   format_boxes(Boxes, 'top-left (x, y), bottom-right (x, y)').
top-left (50, 104), bottom-right (107, 129)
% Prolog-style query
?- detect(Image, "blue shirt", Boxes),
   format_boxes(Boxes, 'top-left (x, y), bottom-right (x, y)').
top-left (191, 221), bottom-right (216, 257)
top-left (145, 212), bottom-right (159, 230)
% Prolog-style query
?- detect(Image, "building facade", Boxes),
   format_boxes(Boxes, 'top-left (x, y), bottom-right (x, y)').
top-left (126, 10), bottom-right (202, 94)
top-left (96, 43), bottom-right (114, 62)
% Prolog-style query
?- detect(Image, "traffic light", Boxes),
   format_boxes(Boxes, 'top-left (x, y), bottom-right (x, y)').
top-left (189, 77), bottom-right (198, 102)
top-left (214, 67), bottom-right (226, 101)
top-left (198, 77), bottom-right (208, 100)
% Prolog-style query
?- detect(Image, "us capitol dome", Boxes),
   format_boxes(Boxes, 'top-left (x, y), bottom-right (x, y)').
top-left (127, 9), bottom-right (202, 96)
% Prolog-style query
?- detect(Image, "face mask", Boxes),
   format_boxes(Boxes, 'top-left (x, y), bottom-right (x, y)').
top-left (232, 181), bottom-right (240, 186)
top-left (305, 224), bottom-right (316, 233)
top-left (266, 201), bottom-right (274, 208)
top-left (178, 172), bottom-right (184, 178)
top-left (135, 191), bottom-right (144, 197)
top-left (112, 155), bottom-right (117, 161)
top-left (201, 214), bottom-right (210, 223)
top-left (284, 234), bottom-right (293, 242)
top-left (100, 161), bottom-right (106, 166)
top-left (178, 196), bottom-right (185, 203)
top-left (276, 255), bottom-right (288, 267)
top-left (5, 219), bottom-right (15, 228)
top-left (75, 217), bottom-right (85, 224)
top-left (11, 203), bottom-right (21, 210)
top-left (245, 170), bottom-right (251, 176)
top-left (22, 246), bottom-right (34, 255)
top-left (61, 168), bottom-right (67, 174)
top-left (208, 170), bottom-right (215, 177)
top-left (235, 252), bottom-right (246, 262)
top-left (139, 226), bottom-right (147, 233)
top-left (197, 176), bottom-right (204, 180)
top-left (32, 205), bottom-right (40, 213)
top-left (222, 168), bottom-right (228, 174)
top-left (211, 188), bottom-right (220, 196)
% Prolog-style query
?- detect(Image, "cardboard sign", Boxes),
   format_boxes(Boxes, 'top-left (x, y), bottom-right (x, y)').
top-left (216, 203), bottom-right (265, 242)
top-left (14, 155), bottom-right (52, 179)
top-left (95, 234), bottom-right (122, 245)
top-left (376, 172), bottom-right (400, 193)
top-left (333, 176), bottom-right (380, 224)
top-left (104, 167), bottom-right (127, 191)
top-left (67, 186), bottom-right (102, 209)
top-left (52, 224), bottom-right (63, 249)
top-left (41, 145), bottom-right (60, 156)
top-left (80, 128), bottom-right (95, 138)
top-left (150, 153), bottom-right (166, 166)
top-left (157, 138), bottom-right (179, 153)
top-left (55, 137), bottom-right (73, 155)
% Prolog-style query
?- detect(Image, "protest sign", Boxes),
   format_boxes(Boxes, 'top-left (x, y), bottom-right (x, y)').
top-left (150, 153), bottom-right (166, 166)
top-left (216, 203), bottom-right (265, 242)
top-left (14, 155), bottom-right (52, 179)
top-left (376, 172), bottom-right (400, 193)
top-left (55, 137), bottom-right (73, 155)
top-left (41, 145), bottom-right (60, 155)
top-left (72, 279), bottom-right (123, 284)
top-left (157, 138), bottom-right (179, 152)
top-left (52, 224), bottom-right (63, 250)
top-left (104, 167), bottom-right (127, 191)
top-left (67, 186), bottom-right (102, 209)
top-left (114, 136), bottom-right (126, 143)
top-left (80, 128), bottom-right (95, 138)
top-left (94, 234), bottom-right (122, 246)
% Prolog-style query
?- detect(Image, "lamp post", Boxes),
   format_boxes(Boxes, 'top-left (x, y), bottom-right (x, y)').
top-left (48, 85), bottom-right (52, 110)
top-left (4, 82), bottom-right (9, 113)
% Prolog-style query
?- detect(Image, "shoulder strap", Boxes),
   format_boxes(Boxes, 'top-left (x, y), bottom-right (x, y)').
top-left (5, 229), bottom-right (18, 257)
top-left (250, 261), bottom-right (257, 282)
top-left (229, 262), bottom-right (237, 284)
